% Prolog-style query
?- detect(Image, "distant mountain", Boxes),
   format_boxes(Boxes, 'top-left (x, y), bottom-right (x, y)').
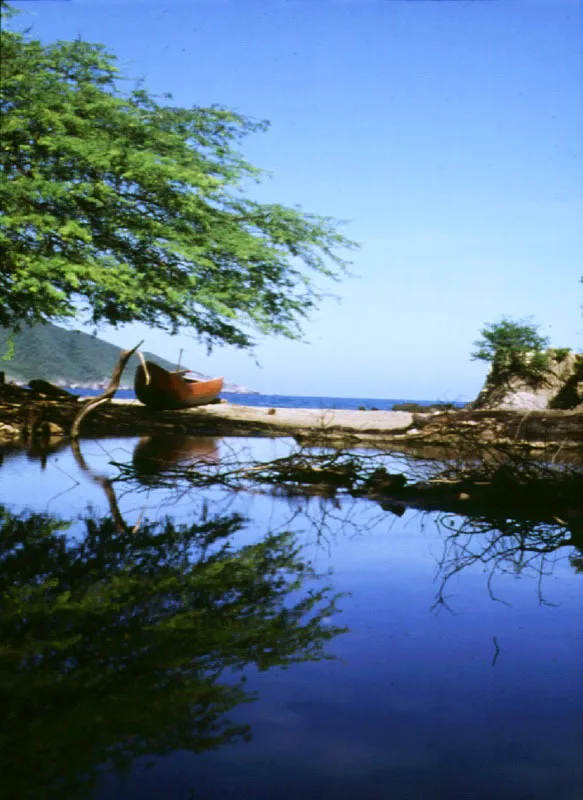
top-left (0, 323), bottom-right (255, 393)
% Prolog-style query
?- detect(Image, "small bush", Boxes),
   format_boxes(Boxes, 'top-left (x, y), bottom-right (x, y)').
top-left (472, 318), bottom-right (550, 388)
top-left (550, 347), bottom-right (571, 363)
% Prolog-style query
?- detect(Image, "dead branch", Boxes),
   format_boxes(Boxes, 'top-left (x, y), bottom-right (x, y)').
top-left (70, 341), bottom-right (143, 439)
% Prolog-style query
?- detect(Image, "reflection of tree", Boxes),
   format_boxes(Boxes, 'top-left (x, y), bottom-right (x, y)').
top-left (0, 506), bottom-right (345, 800)
top-left (433, 513), bottom-right (582, 611)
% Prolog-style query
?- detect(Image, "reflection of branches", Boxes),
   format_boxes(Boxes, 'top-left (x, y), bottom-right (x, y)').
top-left (116, 434), bottom-right (583, 519)
top-left (118, 438), bottom-right (411, 550)
top-left (0, 505), bottom-right (346, 800)
top-left (491, 636), bottom-right (501, 667)
top-left (112, 435), bottom-right (583, 555)
top-left (70, 437), bottom-right (133, 533)
top-left (432, 513), bottom-right (578, 612)
top-left (117, 438), bottom-right (428, 493)
top-left (106, 433), bottom-right (583, 602)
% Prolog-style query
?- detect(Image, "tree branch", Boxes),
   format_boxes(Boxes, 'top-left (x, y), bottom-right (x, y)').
top-left (70, 340), bottom-right (143, 439)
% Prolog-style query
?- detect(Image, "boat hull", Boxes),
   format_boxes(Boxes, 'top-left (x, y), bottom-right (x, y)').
top-left (134, 361), bottom-right (223, 410)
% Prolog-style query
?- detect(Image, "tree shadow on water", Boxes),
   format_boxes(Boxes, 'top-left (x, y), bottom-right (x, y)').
top-left (0, 505), bottom-right (346, 800)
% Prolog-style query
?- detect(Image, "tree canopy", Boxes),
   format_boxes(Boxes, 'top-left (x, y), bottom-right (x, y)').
top-left (0, 5), bottom-right (355, 347)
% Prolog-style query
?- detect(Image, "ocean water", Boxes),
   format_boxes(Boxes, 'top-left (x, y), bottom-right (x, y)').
top-left (220, 393), bottom-right (466, 410)
top-left (73, 388), bottom-right (465, 411)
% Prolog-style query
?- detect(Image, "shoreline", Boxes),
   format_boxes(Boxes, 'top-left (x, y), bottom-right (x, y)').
top-left (1, 384), bottom-right (582, 455)
top-left (2, 396), bottom-right (581, 535)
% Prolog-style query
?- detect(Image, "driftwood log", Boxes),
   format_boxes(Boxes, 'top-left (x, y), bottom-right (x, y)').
top-left (70, 341), bottom-right (143, 439)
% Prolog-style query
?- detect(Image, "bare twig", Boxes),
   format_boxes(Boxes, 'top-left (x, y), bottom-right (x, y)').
top-left (492, 636), bottom-right (501, 667)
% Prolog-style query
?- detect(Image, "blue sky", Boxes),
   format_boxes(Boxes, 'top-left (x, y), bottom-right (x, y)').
top-left (11, 0), bottom-right (583, 399)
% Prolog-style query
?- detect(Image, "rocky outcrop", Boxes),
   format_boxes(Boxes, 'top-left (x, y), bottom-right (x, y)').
top-left (470, 350), bottom-right (583, 411)
top-left (406, 408), bottom-right (583, 449)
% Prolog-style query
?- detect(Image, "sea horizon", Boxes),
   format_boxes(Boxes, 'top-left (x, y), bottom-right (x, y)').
top-left (72, 387), bottom-right (466, 411)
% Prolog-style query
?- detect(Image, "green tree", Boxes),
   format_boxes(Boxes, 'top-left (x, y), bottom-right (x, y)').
top-left (471, 317), bottom-right (550, 386)
top-left (0, 5), bottom-right (355, 347)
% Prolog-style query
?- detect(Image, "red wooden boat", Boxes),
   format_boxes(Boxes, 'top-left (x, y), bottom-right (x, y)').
top-left (134, 360), bottom-right (224, 410)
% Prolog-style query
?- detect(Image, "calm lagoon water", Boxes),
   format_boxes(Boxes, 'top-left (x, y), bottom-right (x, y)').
top-left (1, 435), bottom-right (581, 800)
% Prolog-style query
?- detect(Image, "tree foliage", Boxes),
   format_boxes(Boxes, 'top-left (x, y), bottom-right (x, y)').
top-left (471, 317), bottom-right (550, 386)
top-left (0, 6), bottom-right (355, 347)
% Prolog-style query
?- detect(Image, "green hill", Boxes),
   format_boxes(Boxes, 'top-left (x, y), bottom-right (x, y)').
top-left (0, 323), bottom-right (205, 387)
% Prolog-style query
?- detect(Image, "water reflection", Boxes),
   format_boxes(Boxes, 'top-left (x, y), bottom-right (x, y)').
top-left (132, 435), bottom-right (220, 485)
top-left (434, 513), bottom-right (583, 610)
top-left (0, 436), bottom-right (69, 470)
top-left (0, 505), bottom-right (346, 800)
top-left (2, 437), bottom-right (582, 606)
top-left (114, 436), bottom-right (583, 606)
top-left (1, 438), bottom-right (581, 799)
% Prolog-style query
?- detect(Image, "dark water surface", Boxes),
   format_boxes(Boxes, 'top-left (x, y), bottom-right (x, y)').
top-left (1, 436), bottom-right (581, 800)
